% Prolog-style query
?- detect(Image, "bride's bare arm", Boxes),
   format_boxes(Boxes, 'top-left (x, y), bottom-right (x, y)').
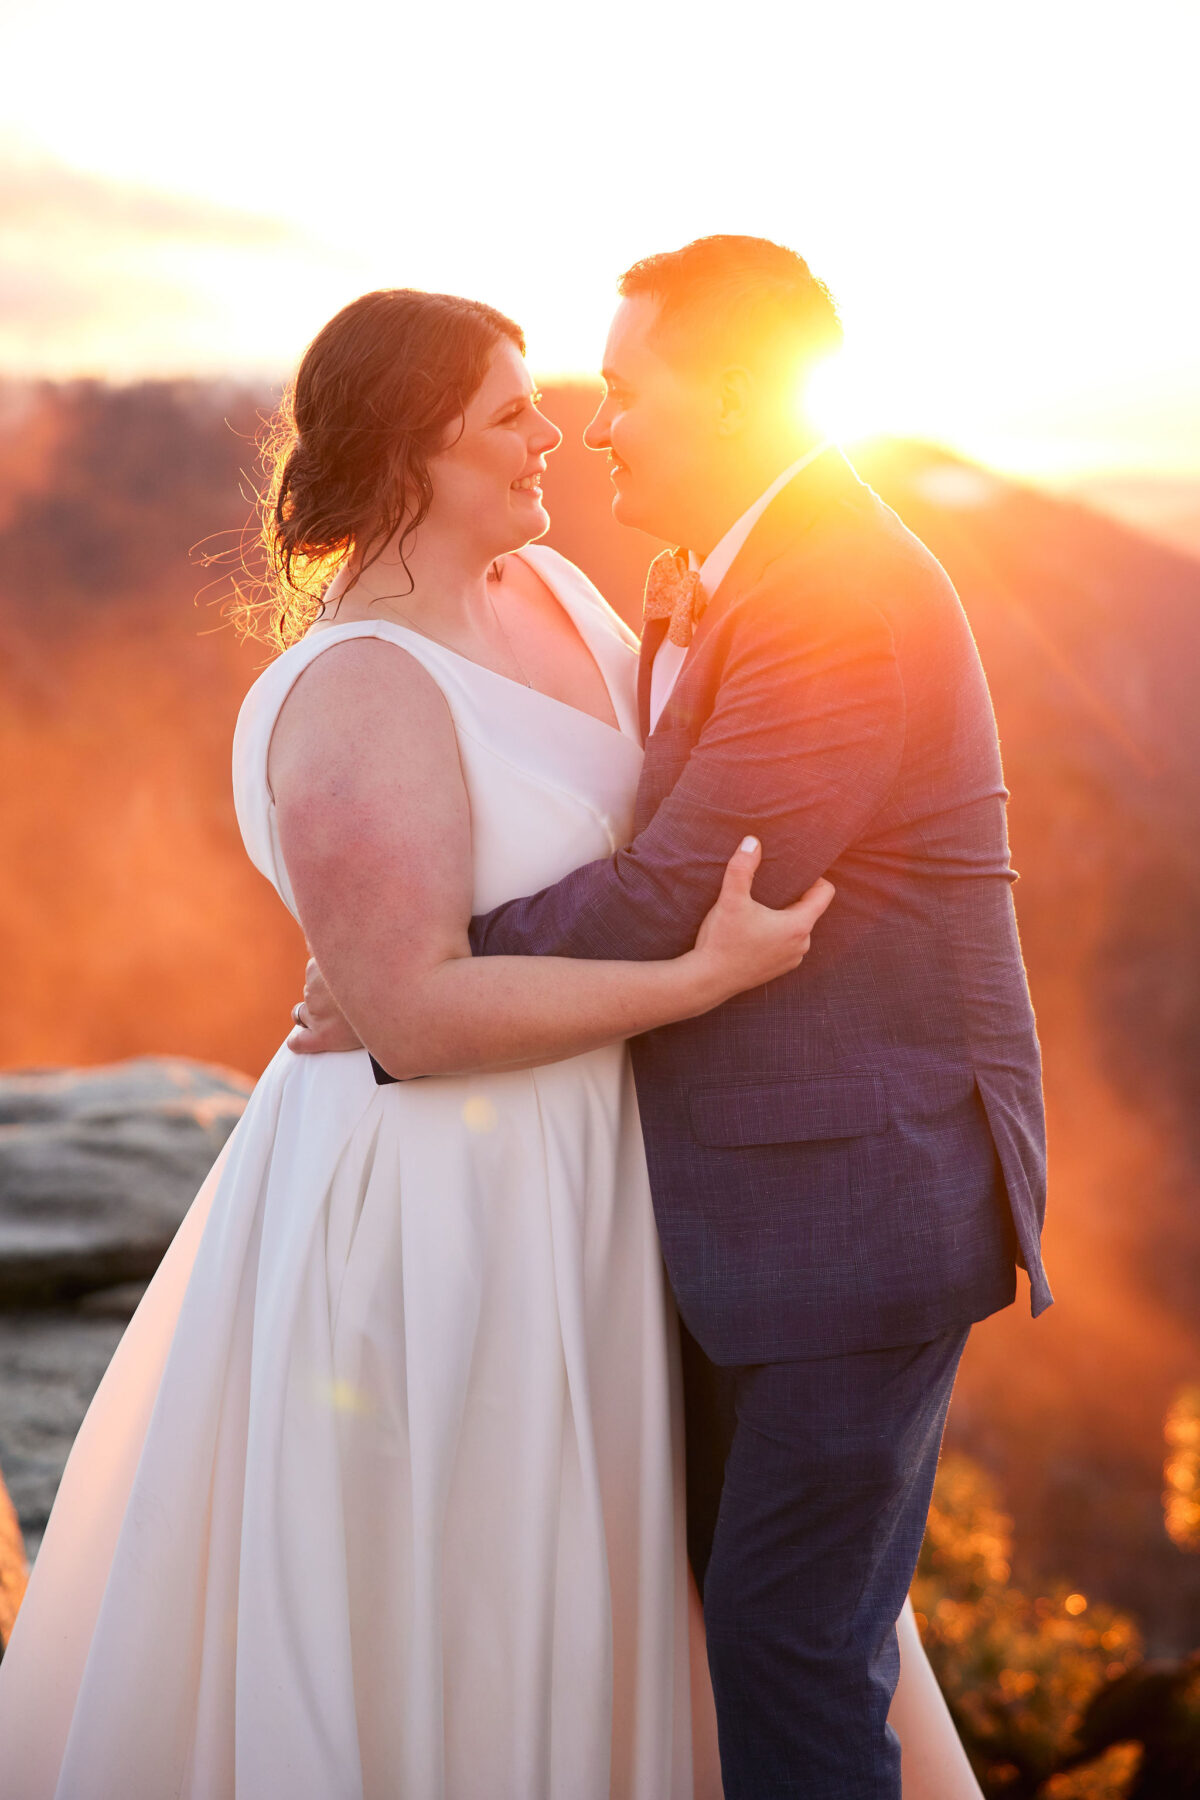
top-left (269, 639), bottom-right (831, 1081)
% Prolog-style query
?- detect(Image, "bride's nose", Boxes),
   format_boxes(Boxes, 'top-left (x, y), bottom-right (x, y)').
top-left (532, 413), bottom-right (563, 456)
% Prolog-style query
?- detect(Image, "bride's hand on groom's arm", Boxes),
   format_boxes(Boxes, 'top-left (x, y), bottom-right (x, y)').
top-left (469, 582), bottom-right (901, 968)
top-left (288, 957), bottom-right (364, 1056)
top-left (687, 837), bottom-right (835, 1008)
top-left (268, 635), bottom-right (833, 1078)
top-left (288, 838), bottom-right (833, 1064)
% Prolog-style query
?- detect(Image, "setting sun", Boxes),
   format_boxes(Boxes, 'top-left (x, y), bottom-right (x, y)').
top-left (1, 0), bottom-right (1198, 486)
top-left (803, 353), bottom-right (889, 447)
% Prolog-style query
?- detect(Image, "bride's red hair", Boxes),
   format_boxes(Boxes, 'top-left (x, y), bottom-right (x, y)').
top-left (238, 288), bottom-right (524, 650)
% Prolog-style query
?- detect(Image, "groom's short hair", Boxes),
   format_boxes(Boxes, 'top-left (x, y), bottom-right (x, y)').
top-left (618, 235), bottom-right (842, 377)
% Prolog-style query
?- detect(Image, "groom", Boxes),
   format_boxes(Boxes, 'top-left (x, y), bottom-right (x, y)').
top-left (305, 236), bottom-right (1051, 1796)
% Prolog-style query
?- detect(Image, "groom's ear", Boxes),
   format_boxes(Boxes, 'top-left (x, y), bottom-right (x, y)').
top-left (715, 365), bottom-right (754, 437)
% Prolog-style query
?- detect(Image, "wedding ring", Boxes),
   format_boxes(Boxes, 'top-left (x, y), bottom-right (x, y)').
top-left (291, 1003), bottom-right (305, 1028)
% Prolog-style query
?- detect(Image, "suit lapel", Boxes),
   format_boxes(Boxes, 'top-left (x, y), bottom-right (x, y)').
top-left (695, 445), bottom-right (869, 640)
top-left (637, 449), bottom-right (868, 738)
top-left (637, 616), bottom-right (668, 742)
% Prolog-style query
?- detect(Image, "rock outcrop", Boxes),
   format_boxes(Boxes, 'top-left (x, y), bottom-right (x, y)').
top-left (0, 1297), bottom-right (141, 1562)
top-left (0, 1460), bottom-right (28, 1652)
top-left (0, 1058), bottom-right (251, 1305)
top-left (0, 1057), bottom-right (251, 1562)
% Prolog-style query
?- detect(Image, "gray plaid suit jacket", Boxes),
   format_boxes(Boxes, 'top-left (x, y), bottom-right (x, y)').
top-left (470, 448), bottom-right (1051, 1363)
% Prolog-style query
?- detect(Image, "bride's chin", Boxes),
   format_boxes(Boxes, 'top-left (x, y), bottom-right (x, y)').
top-left (502, 503), bottom-right (551, 546)
top-left (484, 523), bottom-right (549, 567)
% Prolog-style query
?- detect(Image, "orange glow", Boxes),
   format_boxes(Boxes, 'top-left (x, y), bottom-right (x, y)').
top-left (1163, 1387), bottom-right (1200, 1551)
top-left (2, 3), bottom-right (1199, 482)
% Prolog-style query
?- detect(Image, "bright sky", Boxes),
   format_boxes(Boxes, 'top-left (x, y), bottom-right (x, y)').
top-left (2, 0), bottom-right (1198, 481)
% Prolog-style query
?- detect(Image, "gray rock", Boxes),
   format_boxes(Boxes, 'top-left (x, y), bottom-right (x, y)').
top-left (0, 1059), bottom-right (251, 1305)
top-left (75, 1280), bottom-right (151, 1320)
top-left (0, 1307), bottom-right (131, 1562)
top-left (0, 1455), bottom-right (28, 1651)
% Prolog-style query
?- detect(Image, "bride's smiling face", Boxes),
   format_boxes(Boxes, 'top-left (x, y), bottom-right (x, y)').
top-left (426, 340), bottom-right (563, 556)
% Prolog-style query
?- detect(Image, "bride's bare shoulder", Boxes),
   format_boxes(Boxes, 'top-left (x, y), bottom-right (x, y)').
top-left (267, 630), bottom-right (457, 794)
top-left (282, 627), bottom-right (448, 712)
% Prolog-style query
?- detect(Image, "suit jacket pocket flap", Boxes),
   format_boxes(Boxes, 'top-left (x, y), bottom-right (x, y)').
top-left (688, 1075), bottom-right (887, 1147)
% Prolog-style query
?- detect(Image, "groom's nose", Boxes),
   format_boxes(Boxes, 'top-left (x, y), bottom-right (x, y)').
top-left (583, 401), bottom-right (611, 451)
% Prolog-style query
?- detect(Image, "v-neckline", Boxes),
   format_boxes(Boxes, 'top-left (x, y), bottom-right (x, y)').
top-left (307, 547), bottom-right (640, 747)
top-left (477, 546), bottom-right (627, 737)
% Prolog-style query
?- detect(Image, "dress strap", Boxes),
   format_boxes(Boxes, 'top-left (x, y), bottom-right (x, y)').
top-left (231, 623), bottom-right (453, 905)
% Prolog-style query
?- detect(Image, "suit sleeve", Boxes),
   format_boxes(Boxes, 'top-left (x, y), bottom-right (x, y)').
top-left (469, 580), bottom-right (906, 964)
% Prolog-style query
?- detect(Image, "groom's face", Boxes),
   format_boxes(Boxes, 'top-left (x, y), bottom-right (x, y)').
top-left (585, 296), bottom-right (716, 545)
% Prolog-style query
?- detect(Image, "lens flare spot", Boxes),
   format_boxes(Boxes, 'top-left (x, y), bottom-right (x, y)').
top-left (1064, 1593), bottom-right (1088, 1616)
top-left (462, 1096), bottom-right (498, 1134)
top-left (317, 1377), bottom-right (375, 1417)
top-left (912, 463), bottom-right (1002, 510)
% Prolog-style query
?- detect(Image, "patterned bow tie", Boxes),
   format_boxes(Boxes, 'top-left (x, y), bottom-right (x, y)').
top-left (642, 548), bottom-right (708, 648)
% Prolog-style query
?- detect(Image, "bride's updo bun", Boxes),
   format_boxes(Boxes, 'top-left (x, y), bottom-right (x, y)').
top-left (253, 288), bottom-right (524, 648)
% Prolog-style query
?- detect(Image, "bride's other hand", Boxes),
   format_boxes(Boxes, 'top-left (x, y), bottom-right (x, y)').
top-left (287, 957), bottom-right (365, 1055)
top-left (690, 838), bottom-right (834, 1007)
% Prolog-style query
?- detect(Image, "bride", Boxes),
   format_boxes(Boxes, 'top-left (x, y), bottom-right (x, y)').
top-left (0, 287), bottom-right (980, 1798)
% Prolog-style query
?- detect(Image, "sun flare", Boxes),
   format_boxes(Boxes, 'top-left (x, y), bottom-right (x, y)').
top-left (802, 354), bottom-right (889, 447)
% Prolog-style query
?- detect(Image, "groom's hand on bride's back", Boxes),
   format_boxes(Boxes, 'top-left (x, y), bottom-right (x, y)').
top-left (287, 958), bottom-right (364, 1056)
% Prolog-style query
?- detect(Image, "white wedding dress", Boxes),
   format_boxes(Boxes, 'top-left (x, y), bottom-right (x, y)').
top-left (0, 546), bottom-right (698, 1799)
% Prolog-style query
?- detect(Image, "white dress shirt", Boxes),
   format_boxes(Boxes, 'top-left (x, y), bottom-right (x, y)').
top-left (647, 440), bottom-right (834, 733)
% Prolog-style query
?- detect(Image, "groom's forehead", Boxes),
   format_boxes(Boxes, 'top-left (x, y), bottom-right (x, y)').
top-left (601, 295), bottom-right (665, 375)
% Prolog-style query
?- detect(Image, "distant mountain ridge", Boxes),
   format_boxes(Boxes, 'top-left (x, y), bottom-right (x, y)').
top-left (1, 378), bottom-right (1198, 1650)
top-left (1065, 472), bottom-right (1200, 563)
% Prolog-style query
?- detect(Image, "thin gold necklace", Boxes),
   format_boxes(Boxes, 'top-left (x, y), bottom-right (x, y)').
top-left (483, 582), bottom-right (535, 689)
